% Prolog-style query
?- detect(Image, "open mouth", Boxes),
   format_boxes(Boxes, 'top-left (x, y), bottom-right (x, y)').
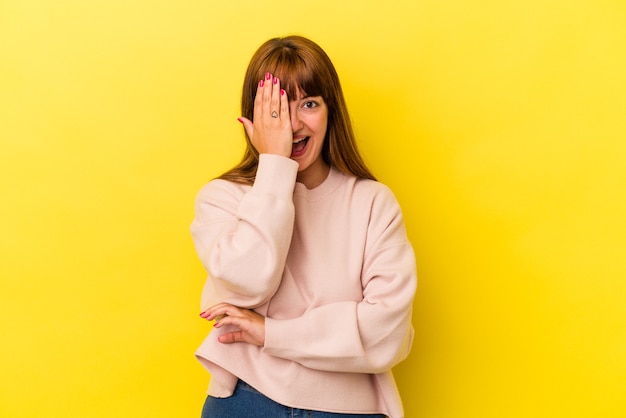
top-left (291, 136), bottom-right (309, 157)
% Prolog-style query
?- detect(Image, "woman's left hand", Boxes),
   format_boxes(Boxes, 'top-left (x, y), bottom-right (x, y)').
top-left (200, 303), bottom-right (266, 347)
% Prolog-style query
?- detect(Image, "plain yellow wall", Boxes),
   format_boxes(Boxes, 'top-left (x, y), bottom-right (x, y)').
top-left (1, 1), bottom-right (625, 417)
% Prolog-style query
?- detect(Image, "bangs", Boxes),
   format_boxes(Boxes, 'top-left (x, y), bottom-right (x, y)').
top-left (263, 50), bottom-right (325, 100)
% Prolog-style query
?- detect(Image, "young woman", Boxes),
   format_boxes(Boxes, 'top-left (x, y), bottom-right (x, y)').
top-left (192, 35), bottom-right (417, 418)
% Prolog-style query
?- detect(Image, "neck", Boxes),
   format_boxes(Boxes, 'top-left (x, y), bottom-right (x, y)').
top-left (296, 161), bottom-right (330, 189)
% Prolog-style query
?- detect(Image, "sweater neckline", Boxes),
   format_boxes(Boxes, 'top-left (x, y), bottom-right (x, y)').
top-left (294, 167), bottom-right (343, 201)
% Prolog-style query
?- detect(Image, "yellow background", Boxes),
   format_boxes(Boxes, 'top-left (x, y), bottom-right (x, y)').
top-left (1, 1), bottom-right (625, 417)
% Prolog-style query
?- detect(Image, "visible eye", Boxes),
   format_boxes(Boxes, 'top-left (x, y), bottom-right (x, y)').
top-left (302, 100), bottom-right (318, 109)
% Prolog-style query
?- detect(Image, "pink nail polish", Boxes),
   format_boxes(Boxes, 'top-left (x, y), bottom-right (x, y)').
top-left (273, 76), bottom-right (278, 85)
top-left (280, 89), bottom-right (285, 96)
top-left (266, 72), bottom-right (271, 80)
top-left (237, 118), bottom-right (244, 124)
top-left (259, 79), bottom-right (264, 87)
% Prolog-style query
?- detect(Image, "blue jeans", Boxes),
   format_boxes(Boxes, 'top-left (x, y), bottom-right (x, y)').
top-left (201, 379), bottom-right (387, 418)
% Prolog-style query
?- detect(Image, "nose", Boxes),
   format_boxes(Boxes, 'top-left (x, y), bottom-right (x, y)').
top-left (290, 105), bottom-right (303, 132)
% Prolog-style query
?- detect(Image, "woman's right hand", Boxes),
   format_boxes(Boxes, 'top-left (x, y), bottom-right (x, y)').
top-left (238, 72), bottom-right (292, 158)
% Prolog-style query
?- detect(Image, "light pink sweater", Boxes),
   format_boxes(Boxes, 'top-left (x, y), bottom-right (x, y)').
top-left (191, 154), bottom-right (417, 418)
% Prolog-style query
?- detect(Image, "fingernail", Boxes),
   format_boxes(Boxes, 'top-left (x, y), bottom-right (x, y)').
top-left (280, 89), bottom-right (285, 96)
top-left (266, 72), bottom-right (271, 80)
top-left (237, 117), bottom-right (244, 124)
top-left (259, 79), bottom-right (264, 87)
top-left (273, 76), bottom-right (278, 85)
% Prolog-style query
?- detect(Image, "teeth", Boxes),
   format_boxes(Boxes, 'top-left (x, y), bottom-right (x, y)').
top-left (292, 137), bottom-right (308, 144)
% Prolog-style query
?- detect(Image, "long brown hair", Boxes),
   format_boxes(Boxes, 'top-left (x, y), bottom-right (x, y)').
top-left (219, 35), bottom-right (376, 184)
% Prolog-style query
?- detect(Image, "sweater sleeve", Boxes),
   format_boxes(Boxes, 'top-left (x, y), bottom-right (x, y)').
top-left (263, 186), bottom-right (417, 373)
top-left (190, 154), bottom-right (299, 310)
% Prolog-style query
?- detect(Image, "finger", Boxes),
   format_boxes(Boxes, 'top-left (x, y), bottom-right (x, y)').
top-left (199, 306), bottom-right (216, 318)
top-left (238, 117), bottom-right (254, 139)
top-left (200, 303), bottom-right (235, 320)
top-left (271, 76), bottom-right (281, 119)
top-left (261, 72), bottom-right (273, 115)
top-left (218, 330), bottom-right (245, 344)
top-left (253, 78), bottom-right (264, 120)
top-left (280, 88), bottom-right (289, 121)
top-left (213, 313), bottom-right (243, 329)
top-left (200, 310), bottom-right (224, 320)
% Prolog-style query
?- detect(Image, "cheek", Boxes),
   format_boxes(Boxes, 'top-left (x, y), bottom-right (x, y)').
top-left (322, 122), bottom-right (329, 141)
top-left (317, 113), bottom-right (329, 137)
